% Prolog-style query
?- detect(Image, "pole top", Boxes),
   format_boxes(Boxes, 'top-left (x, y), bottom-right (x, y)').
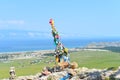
top-left (49, 18), bottom-right (54, 26)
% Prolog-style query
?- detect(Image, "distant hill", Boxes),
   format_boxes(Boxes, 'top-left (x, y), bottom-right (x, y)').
top-left (85, 42), bottom-right (120, 53)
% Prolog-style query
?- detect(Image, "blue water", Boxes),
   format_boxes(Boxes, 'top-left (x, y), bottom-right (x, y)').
top-left (0, 38), bottom-right (120, 53)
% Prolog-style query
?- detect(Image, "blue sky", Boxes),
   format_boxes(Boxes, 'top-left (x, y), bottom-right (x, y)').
top-left (0, 0), bottom-right (120, 40)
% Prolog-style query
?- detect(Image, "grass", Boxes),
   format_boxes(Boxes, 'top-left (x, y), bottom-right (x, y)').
top-left (1, 50), bottom-right (120, 79)
top-left (0, 57), bottom-right (54, 79)
top-left (70, 50), bottom-right (120, 69)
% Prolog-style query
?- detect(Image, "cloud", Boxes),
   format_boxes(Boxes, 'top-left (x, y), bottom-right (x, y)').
top-left (27, 32), bottom-right (51, 38)
top-left (8, 20), bottom-right (24, 24)
top-left (28, 32), bottom-right (35, 37)
top-left (61, 33), bottom-right (77, 37)
top-left (9, 32), bottom-right (17, 36)
top-left (0, 20), bottom-right (25, 25)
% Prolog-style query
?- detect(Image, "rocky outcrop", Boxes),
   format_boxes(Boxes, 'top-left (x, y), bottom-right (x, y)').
top-left (8, 67), bottom-right (120, 80)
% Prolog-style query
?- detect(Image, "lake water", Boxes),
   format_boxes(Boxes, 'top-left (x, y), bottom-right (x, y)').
top-left (0, 38), bottom-right (120, 53)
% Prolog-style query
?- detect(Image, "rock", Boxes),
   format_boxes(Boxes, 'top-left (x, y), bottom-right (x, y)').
top-left (6, 67), bottom-right (120, 80)
top-left (78, 67), bottom-right (89, 73)
top-left (86, 72), bottom-right (102, 80)
top-left (113, 69), bottom-right (120, 79)
top-left (78, 73), bottom-right (88, 79)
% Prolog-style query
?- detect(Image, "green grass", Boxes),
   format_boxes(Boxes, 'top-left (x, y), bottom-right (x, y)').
top-left (1, 50), bottom-right (120, 79)
top-left (0, 57), bottom-right (54, 79)
top-left (70, 50), bottom-right (120, 69)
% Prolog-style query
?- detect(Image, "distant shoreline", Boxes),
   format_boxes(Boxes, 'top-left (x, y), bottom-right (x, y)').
top-left (1, 38), bottom-right (120, 53)
top-left (0, 49), bottom-right (56, 55)
top-left (0, 48), bottom-right (109, 55)
top-left (1, 41), bottom-right (120, 54)
top-left (0, 49), bottom-right (54, 54)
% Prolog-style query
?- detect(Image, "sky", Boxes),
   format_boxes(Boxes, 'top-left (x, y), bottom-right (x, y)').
top-left (0, 0), bottom-right (120, 40)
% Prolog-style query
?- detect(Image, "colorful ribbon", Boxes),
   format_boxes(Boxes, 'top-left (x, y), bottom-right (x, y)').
top-left (49, 19), bottom-right (70, 63)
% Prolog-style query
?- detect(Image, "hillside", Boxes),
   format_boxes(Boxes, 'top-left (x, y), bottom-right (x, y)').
top-left (1, 49), bottom-right (120, 79)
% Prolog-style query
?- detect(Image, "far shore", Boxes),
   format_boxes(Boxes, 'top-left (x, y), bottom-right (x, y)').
top-left (0, 49), bottom-right (54, 54)
top-left (0, 48), bottom-right (108, 55)
top-left (1, 41), bottom-right (119, 55)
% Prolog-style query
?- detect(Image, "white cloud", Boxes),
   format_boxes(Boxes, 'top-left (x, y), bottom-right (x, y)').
top-left (28, 32), bottom-right (35, 37)
top-left (8, 20), bottom-right (24, 24)
top-left (60, 33), bottom-right (81, 38)
top-left (27, 32), bottom-right (51, 38)
top-left (0, 20), bottom-right (25, 25)
top-left (9, 32), bottom-right (17, 36)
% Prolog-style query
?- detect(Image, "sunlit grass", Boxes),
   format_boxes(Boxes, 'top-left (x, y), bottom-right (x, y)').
top-left (1, 50), bottom-right (120, 79)
top-left (70, 50), bottom-right (120, 69)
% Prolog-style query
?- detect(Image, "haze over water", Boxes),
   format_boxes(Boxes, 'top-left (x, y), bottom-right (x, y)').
top-left (0, 38), bottom-right (120, 53)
